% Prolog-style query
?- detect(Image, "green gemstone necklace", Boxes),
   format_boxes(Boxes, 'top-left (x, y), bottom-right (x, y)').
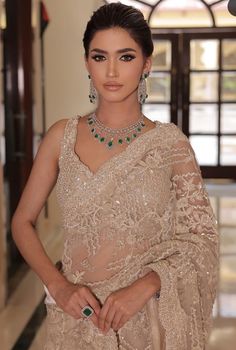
top-left (87, 112), bottom-right (146, 150)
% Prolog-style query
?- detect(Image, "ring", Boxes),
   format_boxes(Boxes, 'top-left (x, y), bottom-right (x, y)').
top-left (81, 305), bottom-right (94, 318)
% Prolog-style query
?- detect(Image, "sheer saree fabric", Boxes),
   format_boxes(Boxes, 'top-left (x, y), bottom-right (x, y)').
top-left (44, 116), bottom-right (219, 350)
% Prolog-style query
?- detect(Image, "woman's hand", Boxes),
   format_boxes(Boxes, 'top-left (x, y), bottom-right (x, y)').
top-left (98, 271), bottom-right (160, 334)
top-left (48, 279), bottom-right (102, 328)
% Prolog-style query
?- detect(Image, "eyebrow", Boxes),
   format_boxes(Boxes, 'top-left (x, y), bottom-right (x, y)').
top-left (90, 48), bottom-right (137, 54)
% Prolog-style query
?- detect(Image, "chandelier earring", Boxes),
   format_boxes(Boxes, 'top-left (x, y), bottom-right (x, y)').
top-left (88, 74), bottom-right (98, 104)
top-left (138, 72), bottom-right (149, 104)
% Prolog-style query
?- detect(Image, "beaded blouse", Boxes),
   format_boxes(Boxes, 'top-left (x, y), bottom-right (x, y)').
top-left (44, 115), bottom-right (219, 350)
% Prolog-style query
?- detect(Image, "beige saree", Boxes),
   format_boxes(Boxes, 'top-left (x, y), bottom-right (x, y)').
top-left (44, 116), bottom-right (219, 350)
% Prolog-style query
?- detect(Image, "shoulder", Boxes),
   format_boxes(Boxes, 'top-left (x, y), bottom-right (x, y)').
top-left (47, 117), bottom-right (75, 136)
top-left (156, 121), bottom-right (189, 145)
top-left (37, 117), bottom-right (76, 161)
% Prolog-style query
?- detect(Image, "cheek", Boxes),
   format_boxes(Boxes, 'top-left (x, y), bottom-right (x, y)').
top-left (121, 62), bottom-right (143, 81)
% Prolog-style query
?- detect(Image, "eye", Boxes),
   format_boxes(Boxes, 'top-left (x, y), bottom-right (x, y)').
top-left (120, 54), bottom-right (136, 62)
top-left (91, 55), bottom-right (106, 62)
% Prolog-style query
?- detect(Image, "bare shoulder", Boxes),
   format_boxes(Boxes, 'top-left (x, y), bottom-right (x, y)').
top-left (47, 118), bottom-right (70, 138)
top-left (36, 118), bottom-right (71, 161)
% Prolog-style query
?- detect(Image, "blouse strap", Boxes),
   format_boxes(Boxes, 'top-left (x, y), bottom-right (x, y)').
top-left (62, 115), bottom-right (80, 147)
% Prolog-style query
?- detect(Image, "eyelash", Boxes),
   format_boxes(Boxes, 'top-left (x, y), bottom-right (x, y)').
top-left (91, 54), bottom-right (136, 62)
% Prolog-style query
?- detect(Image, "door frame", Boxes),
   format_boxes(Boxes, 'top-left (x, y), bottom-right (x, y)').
top-left (152, 27), bottom-right (236, 179)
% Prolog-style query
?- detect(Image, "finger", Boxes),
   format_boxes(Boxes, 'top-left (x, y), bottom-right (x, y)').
top-left (85, 291), bottom-right (102, 316)
top-left (70, 295), bottom-right (87, 319)
top-left (111, 310), bottom-right (123, 331)
top-left (90, 312), bottom-right (99, 328)
top-left (98, 299), bottom-right (111, 331)
top-left (103, 307), bottom-right (116, 333)
top-left (116, 314), bottom-right (129, 330)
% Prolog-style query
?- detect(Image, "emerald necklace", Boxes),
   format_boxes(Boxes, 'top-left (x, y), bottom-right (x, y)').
top-left (87, 112), bottom-right (146, 150)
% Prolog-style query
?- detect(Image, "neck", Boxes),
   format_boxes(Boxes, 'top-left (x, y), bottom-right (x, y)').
top-left (95, 98), bottom-right (142, 128)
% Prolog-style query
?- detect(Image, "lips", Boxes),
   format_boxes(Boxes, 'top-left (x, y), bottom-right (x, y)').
top-left (103, 82), bottom-right (123, 91)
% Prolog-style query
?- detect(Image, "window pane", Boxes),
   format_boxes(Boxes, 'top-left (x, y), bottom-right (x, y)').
top-left (190, 135), bottom-right (218, 165)
top-left (221, 72), bottom-right (236, 101)
top-left (190, 40), bottom-right (219, 70)
top-left (220, 228), bottom-right (236, 255)
top-left (189, 104), bottom-right (218, 133)
top-left (152, 41), bottom-right (171, 71)
top-left (150, 0), bottom-right (213, 27)
top-left (220, 197), bottom-right (236, 226)
top-left (190, 72), bottom-right (218, 102)
top-left (142, 104), bottom-right (170, 123)
top-left (220, 256), bottom-right (236, 294)
top-left (105, 0), bottom-right (150, 19)
top-left (147, 73), bottom-right (171, 102)
top-left (221, 104), bottom-right (236, 133)
top-left (219, 293), bottom-right (236, 318)
top-left (220, 136), bottom-right (236, 165)
top-left (222, 39), bottom-right (236, 70)
top-left (213, 2), bottom-right (236, 27)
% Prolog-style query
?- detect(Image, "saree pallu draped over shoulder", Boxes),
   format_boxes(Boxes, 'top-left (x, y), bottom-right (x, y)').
top-left (44, 116), bottom-right (219, 350)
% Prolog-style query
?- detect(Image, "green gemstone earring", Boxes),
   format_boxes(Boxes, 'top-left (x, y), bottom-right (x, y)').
top-left (88, 74), bottom-right (98, 104)
top-left (138, 72), bottom-right (149, 104)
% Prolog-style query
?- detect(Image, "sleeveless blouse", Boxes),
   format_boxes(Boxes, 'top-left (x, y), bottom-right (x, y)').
top-left (44, 115), bottom-right (219, 350)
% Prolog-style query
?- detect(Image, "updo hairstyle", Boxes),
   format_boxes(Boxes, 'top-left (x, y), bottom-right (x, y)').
top-left (83, 2), bottom-right (154, 59)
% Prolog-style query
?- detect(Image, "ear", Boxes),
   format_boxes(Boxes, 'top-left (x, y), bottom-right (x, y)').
top-left (84, 54), bottom-right (89, 73)
top-left (143, 56), bottom-right (152, 75)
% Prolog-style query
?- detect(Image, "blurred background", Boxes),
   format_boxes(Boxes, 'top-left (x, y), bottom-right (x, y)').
top-left (0, 0), bottom-right (235, 349)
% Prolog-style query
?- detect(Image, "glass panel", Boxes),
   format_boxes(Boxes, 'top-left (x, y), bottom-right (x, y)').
top-left (213, 1), bottom-right (236, 27)
top-left (190, 72), bottom-right (218, 102)
top-left (190, 135), bottom-right (218, 165)
top-left (205, 0), bottom-right (221, 3)
top-left (105, 0), bottom-right (150, 19)
top-left (150, 0), bottom-right (213, 27)
top-left (220, 228), bottom-right (236, 255)
top-left (142, 104), bottom-right (170, 123)
top-left (219, 293), bottom-right (236, 317)
top-left (220, 197), bottom-right (236, 226)
top-left (190, 40), bottom-right (219, 70)
top-left (221, 72), bottom-right (236, 101)
top-left (220, 256), bottom-right (236, 294)
top-left (222, 40), bottom-right (236, 70)
top-left (152, 41), bottom-right (171, 71)
top-left (147, 73), bottom-right (171, 102)
top-left (221, 104), bottom-right (236, 133)
top-left (139, 0), bottom-right (157, 4)
top-left (189, 104), bottom-right (218, 133)
top-left (220, 136), bottom-right (236, 165)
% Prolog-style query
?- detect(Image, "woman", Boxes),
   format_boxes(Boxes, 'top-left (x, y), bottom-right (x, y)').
top-left (11, 2), bottom-right (219, 349)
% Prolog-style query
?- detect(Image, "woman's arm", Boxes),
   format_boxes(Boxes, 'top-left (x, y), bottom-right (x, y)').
top-left (11, 118), bottom-right (102, 324)
top-left (11, 118), bottom-right (69, 290)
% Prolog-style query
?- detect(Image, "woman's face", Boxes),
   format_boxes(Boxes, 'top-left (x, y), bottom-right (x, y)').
top-left (85, 27), bottom-right (152, 104)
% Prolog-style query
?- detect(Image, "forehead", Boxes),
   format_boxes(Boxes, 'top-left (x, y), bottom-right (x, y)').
top-left (89, 27), bottom-right (141, 52)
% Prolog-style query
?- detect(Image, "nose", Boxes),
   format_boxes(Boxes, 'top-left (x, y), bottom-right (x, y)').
top-left (106, 58), bottom-right (118, 78)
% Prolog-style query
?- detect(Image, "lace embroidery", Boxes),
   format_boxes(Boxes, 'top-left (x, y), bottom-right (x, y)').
top-left (44, 116), bottom-right (219, 350)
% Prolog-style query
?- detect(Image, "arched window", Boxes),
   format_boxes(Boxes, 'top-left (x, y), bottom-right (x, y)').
top-left (105, 0), bottom-right (235, 27)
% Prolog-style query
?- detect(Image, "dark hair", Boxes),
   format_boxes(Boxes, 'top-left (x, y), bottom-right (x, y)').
top-left (83, 2), bottom-right (153, 59)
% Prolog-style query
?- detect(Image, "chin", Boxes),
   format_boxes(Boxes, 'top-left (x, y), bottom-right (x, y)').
top-left (101, 93), bottom-right (137, 104)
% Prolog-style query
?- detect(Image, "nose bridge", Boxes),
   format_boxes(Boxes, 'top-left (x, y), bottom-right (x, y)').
top-left (107, 56), bottom-right (118, 77)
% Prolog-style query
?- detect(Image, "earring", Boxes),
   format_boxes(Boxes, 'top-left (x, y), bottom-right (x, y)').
top-left (138, 72), bottom-right (149, 104)
top-left (88, 74), bottom-right (98, 104)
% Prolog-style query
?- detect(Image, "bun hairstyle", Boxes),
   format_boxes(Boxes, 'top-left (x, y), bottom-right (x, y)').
top-left (83, 2), bottom-right (154, 59)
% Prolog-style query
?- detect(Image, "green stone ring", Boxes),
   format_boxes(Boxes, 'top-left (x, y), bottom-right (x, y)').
top-left (81, 305), bottom-right (94, 318)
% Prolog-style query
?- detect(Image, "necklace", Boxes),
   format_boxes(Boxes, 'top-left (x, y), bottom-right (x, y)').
top-left (87, 112), bottom-right (146, 150)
